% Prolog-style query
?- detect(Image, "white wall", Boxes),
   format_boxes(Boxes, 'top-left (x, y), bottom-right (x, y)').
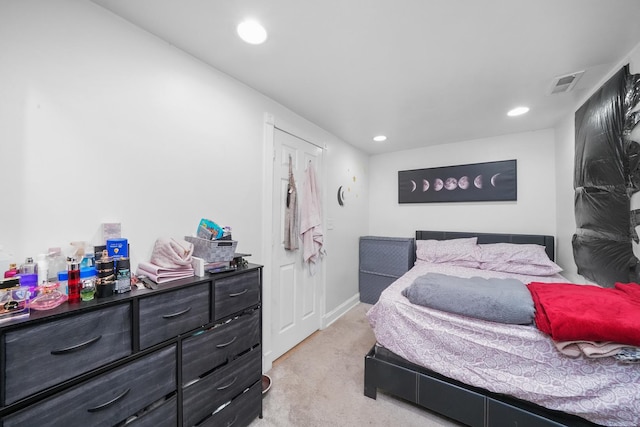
top-left (368, 129), bottom-right (557, 240)
top-left (554, 41), bottom-right (640, 283)
top-left (323, 141), bottom-right (369, 319)
top-left (0, 1), bottom-right (369, 315)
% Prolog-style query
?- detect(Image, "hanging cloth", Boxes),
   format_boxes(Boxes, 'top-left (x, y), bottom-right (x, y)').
top-left (300, 161), bottom-right (325, 274)
top-left (284, 155), bottom-right (299, 250)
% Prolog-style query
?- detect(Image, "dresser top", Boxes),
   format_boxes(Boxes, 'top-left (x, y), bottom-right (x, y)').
top-left (0, 263), bottom-right (262, 331)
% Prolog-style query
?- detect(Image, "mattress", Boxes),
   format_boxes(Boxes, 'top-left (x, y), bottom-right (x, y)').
top-left (366, 261), bottom-right (640, 427)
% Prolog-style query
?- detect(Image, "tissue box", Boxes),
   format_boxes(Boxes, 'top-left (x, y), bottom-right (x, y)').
top-left (184, 236), bottom-right (237, 262)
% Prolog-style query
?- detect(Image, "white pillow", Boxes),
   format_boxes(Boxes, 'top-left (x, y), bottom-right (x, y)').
top-left (479, 261), bottom-right (562, 276)
top-left (416, 238), bottom-right (480, 266)
top-left (477, 243), bottom-right (562, 276)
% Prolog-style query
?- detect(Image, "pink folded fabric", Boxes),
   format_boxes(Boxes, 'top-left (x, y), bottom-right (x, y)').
top-left (136, 261), bottom-right (194, 284)
top-left (554, 340), bottom-right (632, 358)
top-left (150, 238), bottom-right (194, 269)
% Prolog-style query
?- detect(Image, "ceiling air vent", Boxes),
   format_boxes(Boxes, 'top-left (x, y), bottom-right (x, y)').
top-left (549, 70), bottom-right (584, 94)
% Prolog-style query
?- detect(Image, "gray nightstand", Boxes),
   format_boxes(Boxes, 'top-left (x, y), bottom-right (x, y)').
top-left (359, 236), bottom-right (415, 304)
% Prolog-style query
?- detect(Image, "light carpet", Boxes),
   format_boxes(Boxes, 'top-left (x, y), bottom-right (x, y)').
top-left (250, 302), bottom-right (461, 427)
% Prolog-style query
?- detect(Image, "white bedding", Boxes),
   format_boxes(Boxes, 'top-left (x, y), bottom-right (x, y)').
top-left (367, 261), bottom-right (640, 427)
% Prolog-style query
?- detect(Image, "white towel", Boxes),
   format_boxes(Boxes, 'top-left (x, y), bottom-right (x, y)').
top-left (300, 162), bottom-right (325, 274)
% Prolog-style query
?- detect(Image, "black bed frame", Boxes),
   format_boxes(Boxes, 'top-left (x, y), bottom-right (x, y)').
top-left (364, 230), bottom-right (600, 427)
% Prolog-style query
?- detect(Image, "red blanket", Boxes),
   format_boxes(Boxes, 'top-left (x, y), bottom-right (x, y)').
top-left (527, 282), bottom-right (640, 346)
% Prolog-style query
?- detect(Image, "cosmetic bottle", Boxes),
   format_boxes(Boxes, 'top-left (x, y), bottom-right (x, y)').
top-left (21, 257), bottom-right (36, 275)
top-left (57, 270), bottom-right (68, 295)
top-left (47, 248), bottom-right (67, 282)
top-left (115, 258), bottom-right (131, 294)
top-left (4, 263), bottom-right (19, 279)
top-left (20, 257), bottom-right (38, 298)
top-left (67, 258), bottom-right (81, 304)
top-left (36, 254), bottom-right (48, 286)
top-left (80, 267), bottom-right (96, 301)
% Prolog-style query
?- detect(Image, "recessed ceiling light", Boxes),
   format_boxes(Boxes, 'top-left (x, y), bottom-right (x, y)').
top-left (373, 135), bottom-right (387, 142)
top-left (237, 20), bottom-right (267, 45)
top-left (507, 106), bottom-right (530, 117)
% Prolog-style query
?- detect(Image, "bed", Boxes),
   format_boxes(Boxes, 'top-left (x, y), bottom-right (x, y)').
top-left (364, 231), bottom-right (640, 427)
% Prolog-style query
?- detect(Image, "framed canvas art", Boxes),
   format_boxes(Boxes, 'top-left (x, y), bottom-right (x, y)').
top-left (398, 159), bottom-right (517, 203)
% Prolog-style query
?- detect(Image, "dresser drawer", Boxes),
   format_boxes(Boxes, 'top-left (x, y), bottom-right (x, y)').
top-left (213, 270), bottom-right (260, 321)
top-left (126, 395), bottom-right (178, 427)
top-left (182, 309), bottom-right (260, 385)
top-left (198, 381), bottom-right (262, 427)
top-left (139, 283), bottom-right (210, 349)
top-left (3, 345), bottom-right (176, 427)
top-left (182, 348), bottom-right (261, 427)
top-left (3, 303), bottom-right (131, 405)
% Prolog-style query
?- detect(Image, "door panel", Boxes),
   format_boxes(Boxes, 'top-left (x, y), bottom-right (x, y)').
top-left (271, 129), bottom-right (323, 361)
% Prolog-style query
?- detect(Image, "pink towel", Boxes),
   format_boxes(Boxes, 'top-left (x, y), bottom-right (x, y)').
top-left (150, 237), bottom-right (194, 269)
top-left (300, 162), bottom-right (325, 274)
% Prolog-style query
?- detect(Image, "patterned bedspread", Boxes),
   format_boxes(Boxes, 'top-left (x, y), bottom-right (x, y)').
top-left (366, 261), bottom-right (640, 427)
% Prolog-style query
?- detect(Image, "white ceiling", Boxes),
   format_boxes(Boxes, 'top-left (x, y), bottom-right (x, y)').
top-left (91, 0), bottom-right (640, 155)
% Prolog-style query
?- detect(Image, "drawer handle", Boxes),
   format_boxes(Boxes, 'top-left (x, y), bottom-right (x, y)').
top-left (227, 414), bottom-right (238, 427)
top-left (87, 388), bottom-right (131, 412)
top-left (217, 376), bottom-right (238, 391)
top-left (229, 289), bottom-right (248, 297)
top-left (50, 335), bottom-right (102, 355)
top-left (162, 306), bottom-right (192, 319)
top-left (216, 336), bottom-right (237, 348)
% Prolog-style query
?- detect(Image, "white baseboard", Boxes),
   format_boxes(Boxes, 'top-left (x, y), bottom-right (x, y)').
top-left (321, 293), bottom-right (360, 329)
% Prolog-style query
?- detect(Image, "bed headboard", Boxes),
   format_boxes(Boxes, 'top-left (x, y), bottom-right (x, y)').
top-left (415, 230), bottom-right (555, 262)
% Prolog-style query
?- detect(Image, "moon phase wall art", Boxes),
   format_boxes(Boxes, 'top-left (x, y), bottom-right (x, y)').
top-left (398, 160), bottom-right (517, 203)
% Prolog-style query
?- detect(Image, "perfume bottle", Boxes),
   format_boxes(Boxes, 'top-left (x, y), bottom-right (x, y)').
top-left (4, 263), bottom-right (19, 278)
top-left (30, 282), bottom-right (68, 310)
top-left (67, 258), bottom-right (81, 304)
top-left (20, 257), bottom-right (36, 275)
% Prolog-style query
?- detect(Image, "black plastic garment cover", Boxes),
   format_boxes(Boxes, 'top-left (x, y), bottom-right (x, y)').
top-left (573, 65), bottom-right (640, 287)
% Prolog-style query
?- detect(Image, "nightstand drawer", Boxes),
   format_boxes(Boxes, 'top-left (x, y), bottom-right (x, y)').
top-left (3, 345), bottom-right (176, 427)
top-left (198, 382), bottom-right (262, 427)
top-left (182, 309), bottom-right (260, 385)
top-left (213, 270), bottom-right (260, 320)
top-left (3, 303), bottom-right (131, 405)
top-left (139, 283), bottom-right (210, 349)
top-left (182, 348), bottom-right (261, 427)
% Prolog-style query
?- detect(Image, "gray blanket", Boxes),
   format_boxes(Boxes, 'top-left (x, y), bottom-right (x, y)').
top-left (402, 273), bottom-right (534, 325)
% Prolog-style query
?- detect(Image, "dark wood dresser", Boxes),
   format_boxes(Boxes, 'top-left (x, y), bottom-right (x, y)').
top-left (0, 264), bottom-right (262, 427)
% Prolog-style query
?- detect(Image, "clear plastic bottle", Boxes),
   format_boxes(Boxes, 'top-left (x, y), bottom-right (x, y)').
top-left (57, 270), bottom-right (68, 295)
top-left (36, 254), bottom-right (49, 286)
top-left (47, 248), bottom-right (67, 282)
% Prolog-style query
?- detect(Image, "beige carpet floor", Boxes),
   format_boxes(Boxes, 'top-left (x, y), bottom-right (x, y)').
top-left (250, 303), bottom-right (461, 427)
